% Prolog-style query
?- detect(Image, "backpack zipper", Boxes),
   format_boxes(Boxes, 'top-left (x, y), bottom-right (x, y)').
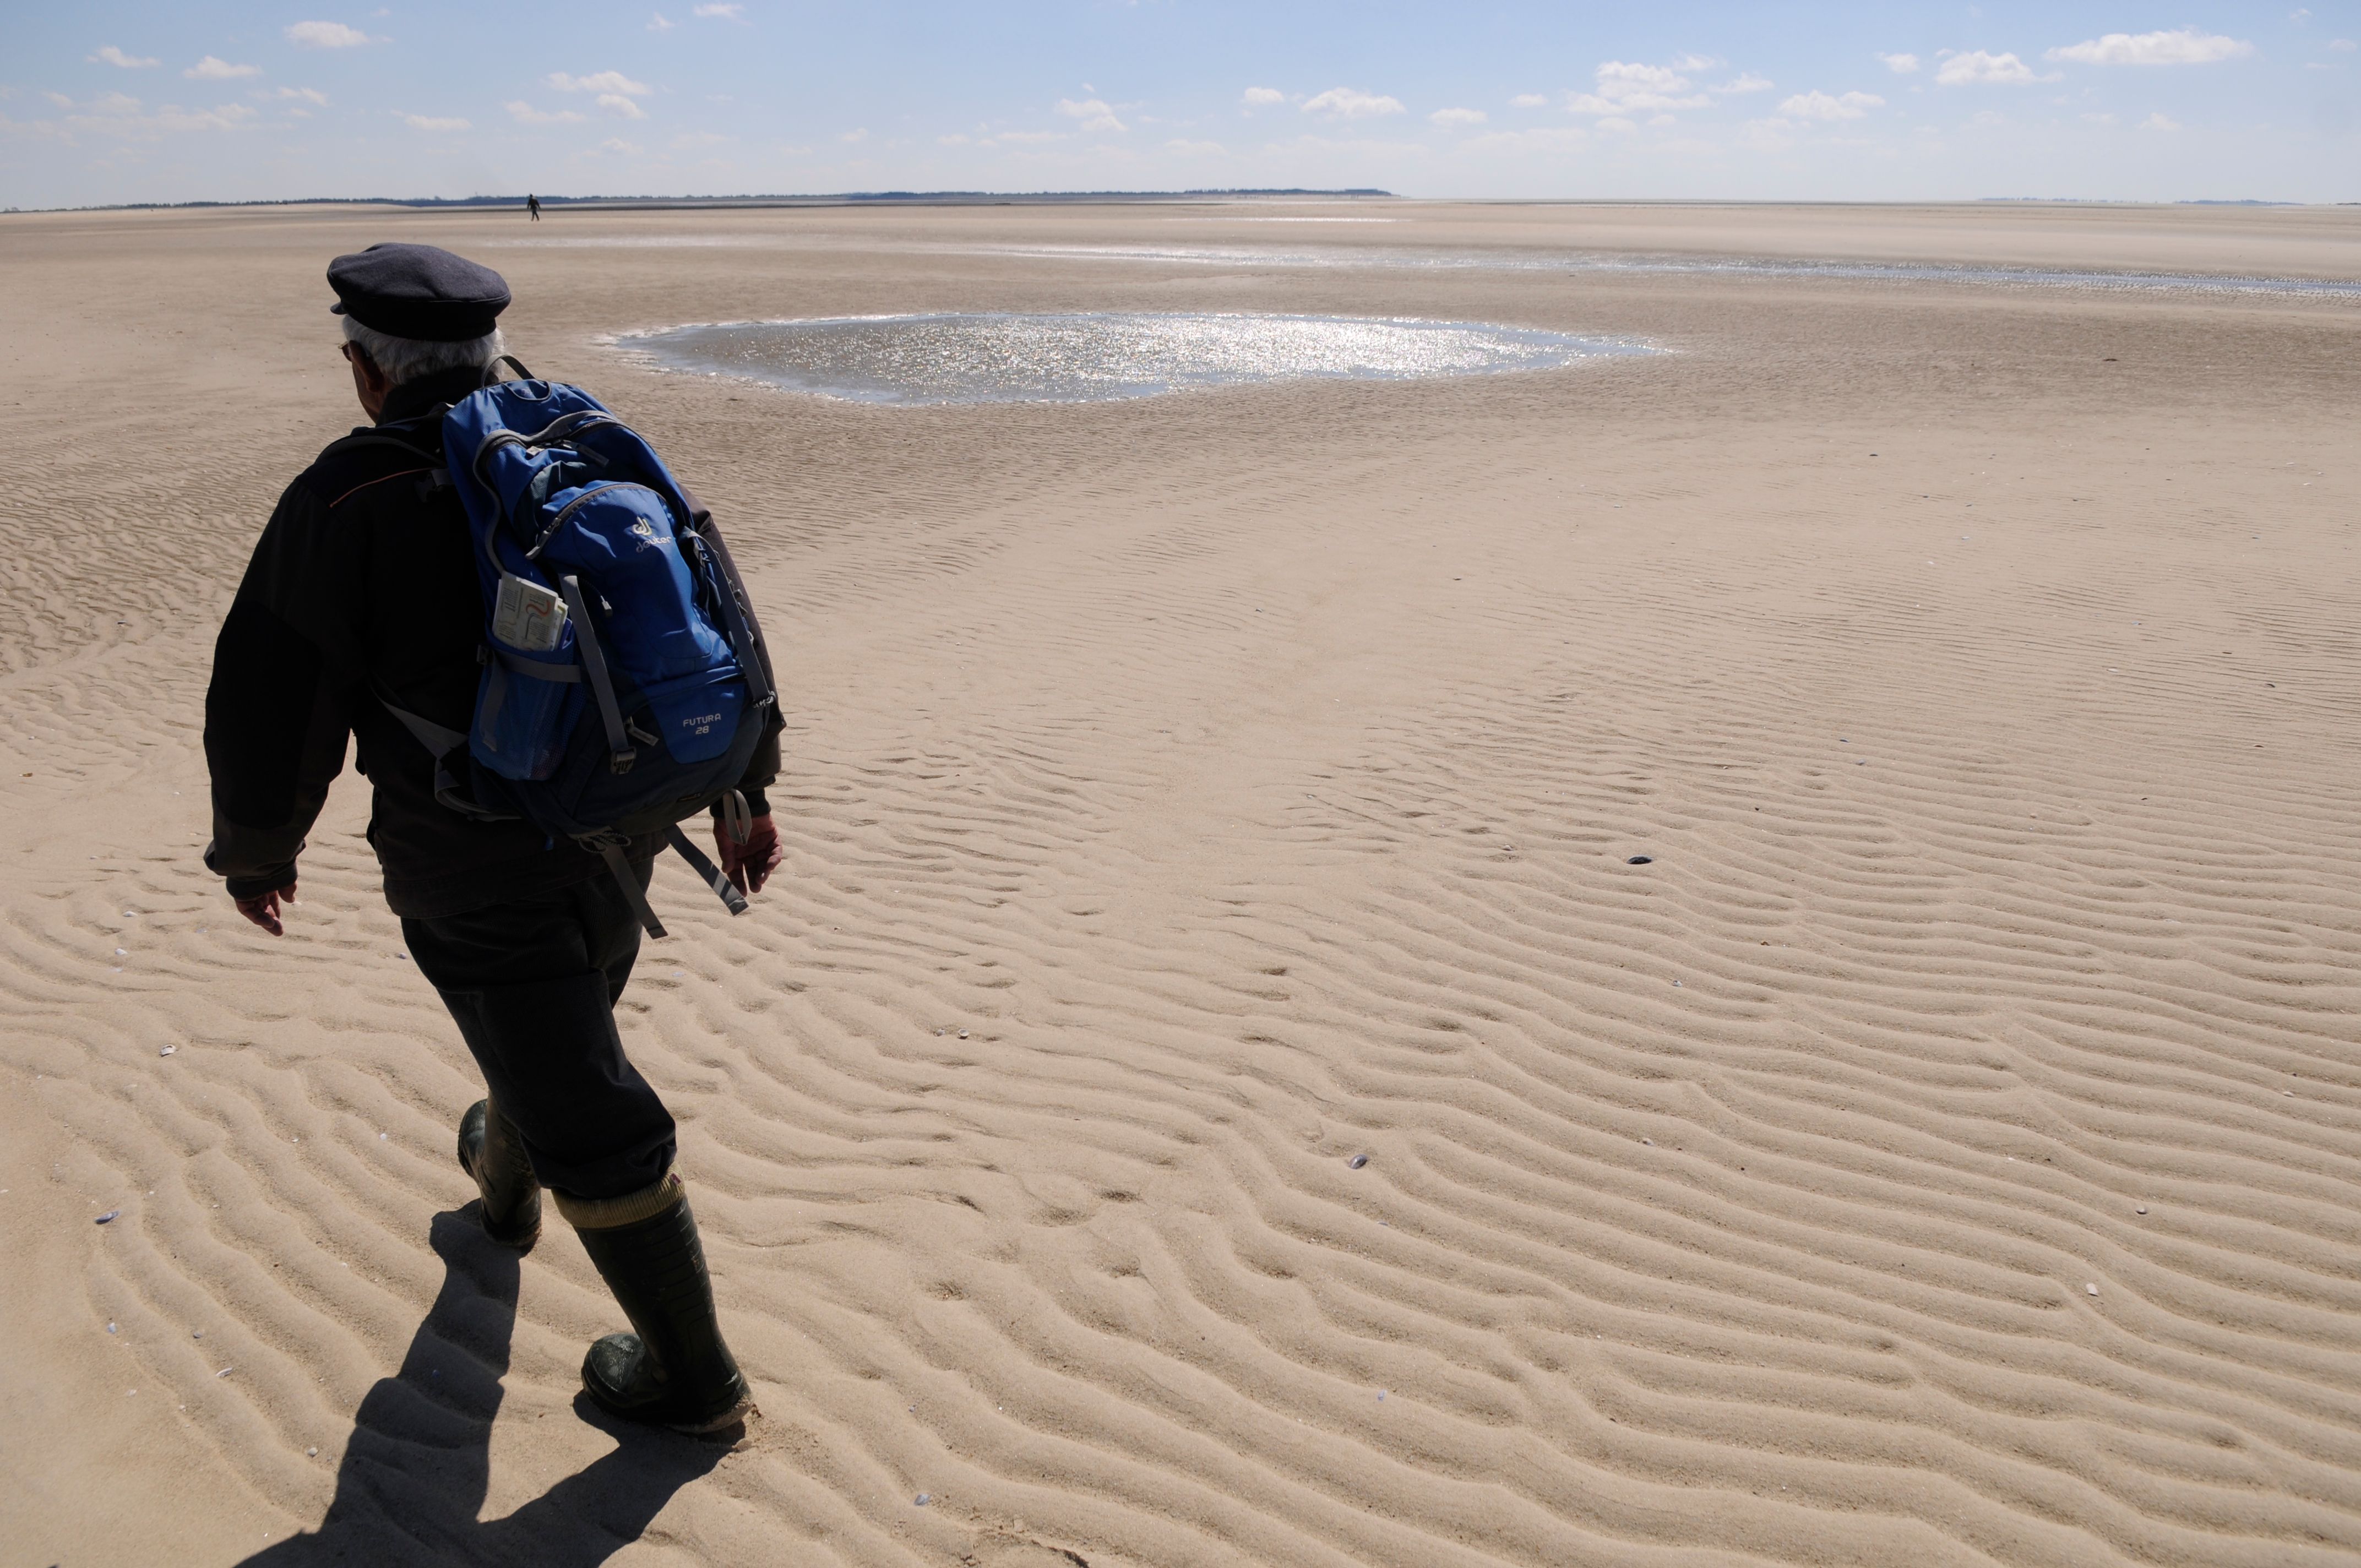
top-left (525, 481), bottom-right (664, 560)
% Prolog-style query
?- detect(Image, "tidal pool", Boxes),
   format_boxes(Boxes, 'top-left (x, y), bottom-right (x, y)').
top-left (621, 312), bottom-right (1655, 405)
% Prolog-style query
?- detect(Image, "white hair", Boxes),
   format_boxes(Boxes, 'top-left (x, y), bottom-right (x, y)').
top-left (341, 315), bottom-right (505, 386)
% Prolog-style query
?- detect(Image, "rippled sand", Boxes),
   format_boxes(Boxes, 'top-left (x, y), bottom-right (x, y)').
top-left (2, 199), bottom-right (2358, 1567)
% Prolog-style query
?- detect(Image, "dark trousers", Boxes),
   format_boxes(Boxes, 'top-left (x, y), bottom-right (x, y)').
top-left (402, 862), bottom-right (676, 1200)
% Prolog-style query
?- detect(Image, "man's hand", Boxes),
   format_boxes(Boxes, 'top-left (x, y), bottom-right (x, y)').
top-left (715, 813), bottom-right (782, 897)
top-left (234, 880), bottom-right (297, 936)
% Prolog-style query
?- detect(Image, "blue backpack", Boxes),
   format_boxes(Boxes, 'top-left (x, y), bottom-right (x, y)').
top-left (355, 359), bottom-right (776, 937)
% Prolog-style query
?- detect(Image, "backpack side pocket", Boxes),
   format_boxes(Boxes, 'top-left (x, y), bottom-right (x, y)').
top-left (469, 654), bottom-right (580, 780)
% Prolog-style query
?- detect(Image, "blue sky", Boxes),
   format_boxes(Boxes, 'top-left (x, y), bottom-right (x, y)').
top-left (3, 3), bottom-right (2353, 208)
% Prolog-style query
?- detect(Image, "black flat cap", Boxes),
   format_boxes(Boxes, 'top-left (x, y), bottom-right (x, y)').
top-left (328, 242), bottom-right (510, 341)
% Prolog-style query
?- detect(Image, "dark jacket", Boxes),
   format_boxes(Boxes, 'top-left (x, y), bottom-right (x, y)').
top-left (204, 366), bottom-right (777, 918)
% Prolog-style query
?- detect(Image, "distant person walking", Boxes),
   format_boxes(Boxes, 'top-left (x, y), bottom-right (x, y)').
top-left (204, 243), bottom-right (781, 1434)
top-left (526, 192), bottom-right (542, 221)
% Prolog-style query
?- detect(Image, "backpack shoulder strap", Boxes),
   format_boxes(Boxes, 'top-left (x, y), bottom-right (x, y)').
top-left (322, 404), bottom-right (450, 462)
top-left (318, 427), bottom-right (454, 499)
top-left (322, 431), bottom-right (438, 460)
top-left (375, 689), bottom-right (514, 823)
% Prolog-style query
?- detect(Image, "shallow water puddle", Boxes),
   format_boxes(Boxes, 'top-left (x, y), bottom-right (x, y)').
top-left (621, 311), bottom-right (1656, 404)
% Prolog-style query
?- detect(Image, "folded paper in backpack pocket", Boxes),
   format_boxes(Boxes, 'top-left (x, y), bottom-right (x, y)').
top-left (493, 573), bottom-right (568, 652)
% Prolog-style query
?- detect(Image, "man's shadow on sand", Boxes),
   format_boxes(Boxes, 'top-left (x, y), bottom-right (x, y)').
top-left (240, 1210), bottom-right (730, 1567)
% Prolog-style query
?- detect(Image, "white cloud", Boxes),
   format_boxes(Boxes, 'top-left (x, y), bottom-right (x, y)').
top-left (185, 56), bottom-right (260, 80)
top-left (1714, 73), bottom-right (1772, 94)
top-left (671, 130), bottom-right (729, 147)
top-left (286, 21), bottom-right (375, 49)
top-left (598, 137), bottom-right (640, 153)
top-left (596, 93), bottom-right (646, 119)
top-left (2081, 111), bottom-right (2115, 124)
top-left (1509, 92), bottom-right (1548, 108)
top-left (263, 86), bottom-right (330, 106)
top-left (2140, 112), bottom-right (2181, 130)
top-left (547, 70), bottom-right (652, 96)
top-left (1301, 86), bottom-right (1405, 119)
top-left (1877, 52), bottom-right (1920, 74)
top-left (1777, 89), bottom-right (1885, 121)
top-left (1936, 51), bottom-right (2038, 85)
top-left (1165, 137), bottom-right (1224, 154)
top-left (1595, 116), bottom-right (1638, 134)
top-left (1057, 96), bottom-right (1127, 133)
top-left (2329, 38), bottom-right (2356, 51)
top-left (988, 129), bottom-right (1059, 144)
top-left (89, 45), bottom-right (160, 68)
top-left (691, 3), bottom-right (742, 15)
top-left (837, 127), bottom-right (868, 143)
top-left (1240, 86), bottom-right (1285, 108)
top-left (1568, 60), bottom-right (1711, 114)
top-left (937, 132), bottom-right (967, 144)
top-left (40, 94), bottom-right (263, 138)
top-left (396, 112), bottom-right (469, 130)
top-left (205, 104), bottom-right (263, 129)
top-left (507, 100), bottom-right (585, 124)
top-left (2049, 29), bottom-right (2251, 66)
top-left (648, 12), bottom-right (674, 29)
top-left (1429, 106), bottom-right (1487, 127)
top-left (1459, 123), bottom-right (1586, 154)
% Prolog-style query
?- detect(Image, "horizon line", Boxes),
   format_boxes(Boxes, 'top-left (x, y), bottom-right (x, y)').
top-left (2, 188), bottom-right (1396, 216)
top-left (6, 190), bottom-right (2349, 218)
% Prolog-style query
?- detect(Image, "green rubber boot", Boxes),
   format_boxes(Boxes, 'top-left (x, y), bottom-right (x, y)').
top-left (562, 1177), bottom-right (749, 1435)
top-left (456, 1098), bottom-right (541, 1250)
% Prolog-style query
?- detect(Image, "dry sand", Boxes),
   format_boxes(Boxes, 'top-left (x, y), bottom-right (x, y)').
top-left (1, 199), bottom-right (2357, 1567)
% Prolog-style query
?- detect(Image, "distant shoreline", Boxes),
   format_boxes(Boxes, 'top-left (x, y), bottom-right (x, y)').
top-left (6, 190), bottom-right (2348, 218)
top-left (2, 188), bottom-right (1395, 217)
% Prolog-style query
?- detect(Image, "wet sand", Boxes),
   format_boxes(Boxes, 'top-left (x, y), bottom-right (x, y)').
top-left (2, 199), bottom-right (2358, 1566)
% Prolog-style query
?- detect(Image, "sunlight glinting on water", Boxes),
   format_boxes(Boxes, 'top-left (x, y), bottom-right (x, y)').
top-left (623, 311), bottom-right (1655, 404)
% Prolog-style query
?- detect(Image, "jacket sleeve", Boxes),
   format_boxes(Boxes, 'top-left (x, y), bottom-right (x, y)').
top-left (203, 479), bottom-right (359, 897)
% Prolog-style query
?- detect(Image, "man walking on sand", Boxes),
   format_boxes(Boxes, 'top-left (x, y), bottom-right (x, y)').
top-left (204, 242), bottom-right (780, 1434)
top-left (527, 193), bottom-right (541, 221)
